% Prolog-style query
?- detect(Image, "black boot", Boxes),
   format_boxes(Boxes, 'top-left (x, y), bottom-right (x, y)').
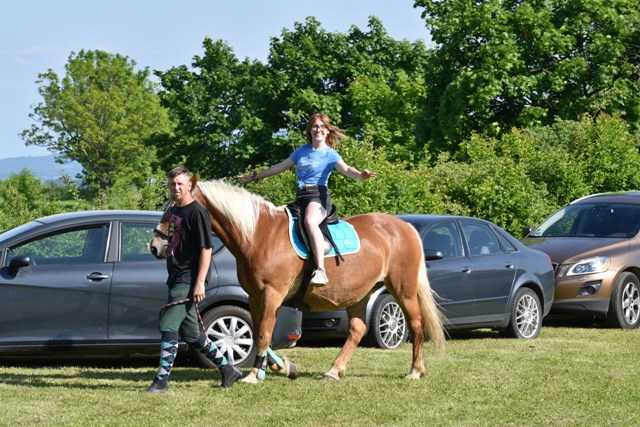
top-left (219, 364), bottom-right (243, 388)
top-left (146, 379), bottom-right (168, 393)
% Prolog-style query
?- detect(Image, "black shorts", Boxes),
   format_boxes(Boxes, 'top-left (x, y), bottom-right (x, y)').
top-left (294, 185), bottom-right (332, 213)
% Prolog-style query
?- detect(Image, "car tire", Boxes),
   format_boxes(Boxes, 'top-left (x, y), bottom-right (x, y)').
top-left (366, 293), bottom-right (409, 349)
top-left (506, 287), bottom-right (541, 339)
top-left (607, 272), bottom-right (640, 329)
top-left (191, 305), bottom-right (256, 369)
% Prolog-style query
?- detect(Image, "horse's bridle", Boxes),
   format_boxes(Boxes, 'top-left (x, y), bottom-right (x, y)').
top-left (154, 200), bottom-right (174, 239)
top-left (153, 226), bottom-right (170, 240)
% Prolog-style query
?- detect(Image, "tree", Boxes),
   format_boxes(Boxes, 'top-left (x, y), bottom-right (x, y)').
top-left (22, 50), bottom-right (173, 193)
top-left (154, 39), bottom-right (272, 178)
top-left (264, 16), bottom-right (431, 161)
top-left (154, 17), bottom-right (430, 179)
top-left (414, 0), bottom-right (640, 151)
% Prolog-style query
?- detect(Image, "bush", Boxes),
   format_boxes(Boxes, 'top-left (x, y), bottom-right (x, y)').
top-left (432, 145), bottom-right (553, 235)
top-left (245, 138), bottom-right (456, 217)
top-left (0, 170), bottom-right (89, 232)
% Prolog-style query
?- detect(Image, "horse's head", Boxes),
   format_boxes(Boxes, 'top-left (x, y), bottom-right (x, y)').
top-left (150, 206), bottom-right (172, 259)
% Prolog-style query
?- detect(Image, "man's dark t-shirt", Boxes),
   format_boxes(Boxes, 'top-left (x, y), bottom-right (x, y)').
top-left (165, 201), bottom-right (213, 286)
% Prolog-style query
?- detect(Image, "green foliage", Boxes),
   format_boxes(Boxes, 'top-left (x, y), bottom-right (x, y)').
top-left (245, 138), bottom-right (455, 218)
top-left (96, 174), bottom-right (166, 211)
top-left (474, 114), bottom-right (640, 207)
top-left (414, 0), bottom-right (640, 151)
top-left (154, 39), bottom-right (273, 178)
top-left (155, 17), bottom-right (430, 179)
top-left (21, 50), bottom-right (173, 193)
top-left (0, 170), bottom-right (88, 232)
top-left (431, 146), bottom-right (553, 234)
top-left (432, 114), bottom-right (640, 234)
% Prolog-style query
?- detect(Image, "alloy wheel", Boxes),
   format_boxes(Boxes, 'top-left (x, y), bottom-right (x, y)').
top-left (515, 294), bottom-right (540, 339)
top-left (207, 315), bottom-right (254, 366)
top-left (378, 301), bottom-right (407, 349)
top-left (621, 281), bottom-right (640, 326)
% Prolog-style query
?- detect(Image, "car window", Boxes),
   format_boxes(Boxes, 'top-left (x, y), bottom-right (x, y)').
top-left (120, 221), bottom-right (225, 263)
top-left (461, 222), bottom-right (502, 256)
top-left (121, 222), bottom-right (156, 262)
top-left (493, 226), bottom-right (518, 252)
top-left (6, 224), bottom-right (110, 266)
top-left (422, 222), bottom-right (463, 258)
top-left (531, 203), bottom-right (640, 238)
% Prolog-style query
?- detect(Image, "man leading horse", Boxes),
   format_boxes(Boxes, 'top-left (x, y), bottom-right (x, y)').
top-left (146, 166), bottom-right (243, 393)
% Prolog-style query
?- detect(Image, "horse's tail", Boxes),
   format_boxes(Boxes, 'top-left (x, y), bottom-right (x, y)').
top-left (417, 258), bottom-right (446, 352)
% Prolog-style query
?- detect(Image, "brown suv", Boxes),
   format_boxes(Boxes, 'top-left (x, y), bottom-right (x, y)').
top-left (524, 192), bottom-right (640, 329)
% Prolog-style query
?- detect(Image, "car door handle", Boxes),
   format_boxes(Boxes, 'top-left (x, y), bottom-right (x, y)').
top-left (86, 272), bottom-right (110, 281)
top-left (506, 264), bottom-right (515, 269)
top-left (461, 267), bottom-right (472, 274)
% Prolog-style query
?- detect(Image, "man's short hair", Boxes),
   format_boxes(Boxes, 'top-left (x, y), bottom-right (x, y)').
top-left (167, 165), bottom-right (192, 179)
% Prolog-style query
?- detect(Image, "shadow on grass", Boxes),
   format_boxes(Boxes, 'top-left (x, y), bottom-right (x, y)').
top-left (0, 366), bottom-right (229, 390)
top-left (542, 313), bottom-right (610, 328)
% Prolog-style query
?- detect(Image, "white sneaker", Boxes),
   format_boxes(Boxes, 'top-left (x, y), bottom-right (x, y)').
top-left (310, 268), bottom-right (329, 286)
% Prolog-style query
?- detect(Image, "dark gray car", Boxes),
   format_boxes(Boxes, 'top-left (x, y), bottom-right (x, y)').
top-left (302, 215), bottom-right (555, 347)
top-left (0, 210), bottom-right (301, 367)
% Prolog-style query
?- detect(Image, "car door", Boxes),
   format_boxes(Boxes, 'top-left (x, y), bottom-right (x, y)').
top-left (460, 220), bottom-right (516, 321)
top-left (108, 221), bottom-right (223, 342)
top-left (420, 220), bottom-right (476, 324)
top-left (108, 221), bottom-right (167, 341)
top-left (0, 223), bottom-right (112, 344)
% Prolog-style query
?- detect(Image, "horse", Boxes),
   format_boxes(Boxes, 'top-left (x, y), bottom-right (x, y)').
top-left (150, 179), bottom-right (445, 383)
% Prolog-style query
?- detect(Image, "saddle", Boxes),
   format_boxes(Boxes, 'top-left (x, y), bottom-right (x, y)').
top-left (285, 203), bottom-right (361, 263)
top-left (283, 203), bottom-right (361, 309)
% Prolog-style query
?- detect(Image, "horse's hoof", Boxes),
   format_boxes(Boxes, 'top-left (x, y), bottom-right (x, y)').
top-left (285, 358), bottom-right (298, 380)
top-left (240, 373), bottom-right (260, 384)
top-left (405, 370), bottom-right (423, 380)
top-left (323, 370), bottom-right (341, 381)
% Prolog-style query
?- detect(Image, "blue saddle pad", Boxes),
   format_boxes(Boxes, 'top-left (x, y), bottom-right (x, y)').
top-left (285, 207), bottom-right (360, 259)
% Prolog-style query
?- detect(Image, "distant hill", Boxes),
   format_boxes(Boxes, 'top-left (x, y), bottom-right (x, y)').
top-left (0, 155), bottom-right (83, 181)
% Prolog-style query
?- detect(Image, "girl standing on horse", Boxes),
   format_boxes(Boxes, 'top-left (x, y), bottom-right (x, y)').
top-left (239, 113), bottom-right (376, 286)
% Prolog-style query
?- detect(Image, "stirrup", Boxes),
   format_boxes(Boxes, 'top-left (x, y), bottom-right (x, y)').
top-left (310, 268), bottom-right (328, 286)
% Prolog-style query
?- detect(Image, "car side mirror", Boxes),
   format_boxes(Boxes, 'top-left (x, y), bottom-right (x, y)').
top-left (424, 249), bottom-right (444, 261)
top-left (8, 256), bottom-right (31, 275)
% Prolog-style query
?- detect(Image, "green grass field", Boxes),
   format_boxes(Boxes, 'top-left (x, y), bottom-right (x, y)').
top-left (1, 326), bottom-right (638, 427)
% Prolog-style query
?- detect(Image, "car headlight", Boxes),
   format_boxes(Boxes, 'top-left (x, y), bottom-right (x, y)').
top-left (565, 256), bottom-right (610, 276)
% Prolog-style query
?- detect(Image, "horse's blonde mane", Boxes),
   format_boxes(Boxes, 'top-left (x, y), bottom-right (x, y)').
top-left (196, 179), bottom-right (279, 241)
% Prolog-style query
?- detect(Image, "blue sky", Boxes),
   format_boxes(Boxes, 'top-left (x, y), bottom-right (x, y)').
top-left (0, 1), bottom-right (430, 160)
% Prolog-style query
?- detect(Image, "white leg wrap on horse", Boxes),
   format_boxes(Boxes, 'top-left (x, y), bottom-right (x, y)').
top-left (405, 368), bottom-right (423, 380)
top-left (323, 367), bottom-right (341, 381)
top-left (240, 368), bottom-right (262, 384)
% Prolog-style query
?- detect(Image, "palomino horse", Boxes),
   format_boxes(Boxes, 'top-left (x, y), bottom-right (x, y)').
top-left (150, 179), bottom-right (445, 383)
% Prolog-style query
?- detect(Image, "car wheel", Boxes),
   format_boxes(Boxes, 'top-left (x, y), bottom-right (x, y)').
top-left (608, 272), bottom-right (640, 329)
top-left (367, 293), bottom-right (409, 349)
top-left (191, 305), bottom-right (256, 369)
top-left (506, 288), bottom-right (541, 339)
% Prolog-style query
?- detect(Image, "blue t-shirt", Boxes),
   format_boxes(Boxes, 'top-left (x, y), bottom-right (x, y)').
top-left (289, 144), bottom-right (342, 188)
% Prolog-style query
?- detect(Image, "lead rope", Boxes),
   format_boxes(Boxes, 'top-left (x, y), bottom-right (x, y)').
top-left (159, 298), bottom-right (207, 335)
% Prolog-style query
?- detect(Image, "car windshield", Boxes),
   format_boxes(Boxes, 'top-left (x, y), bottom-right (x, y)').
top-left (0, 221), bottom-right (43, 243)
top-left (531, 203), bottom-right (640, 238)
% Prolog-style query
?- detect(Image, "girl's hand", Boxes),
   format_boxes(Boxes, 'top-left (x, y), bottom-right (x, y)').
top-left (361, 169), bottom-right (377, 180)
top-left (238, 171), bottom-right (257, 184)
